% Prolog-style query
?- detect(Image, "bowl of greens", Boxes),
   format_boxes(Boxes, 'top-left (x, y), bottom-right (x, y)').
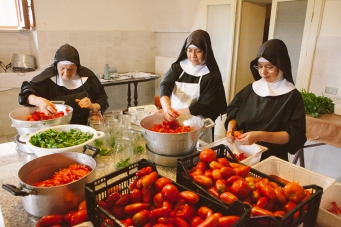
top-left (24, 124), bottom-right (105, 157)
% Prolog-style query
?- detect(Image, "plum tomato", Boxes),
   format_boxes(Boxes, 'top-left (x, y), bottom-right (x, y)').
top-left (193, 175), bottom-right (213, 188)
top-left (64, 210), bottom-right (77, 223)
top-left (70, 209), bottom-right (88, 226)
top-left (161, 184), bottom-right (179, 203)
top-left (217, 216), bottom-right (240, 227)
top-left (178, 191), bottom-right (200, 204)
top-left (38, 214), bottom-right (64, 226)
top-left (133, 209), bottom-right (150, 226)
top-left (190, 216), bottom-right (204, 227)
top-left (155, 177), bottom-right (172, 192)
top-left (230, 179), bottom-right (252, 199)
top-left (78, 200), bottom-right (86, 210)
top-left (283, 182), bottom-right (306, 203)
top-left (199, 148), bottom-right (216, 163)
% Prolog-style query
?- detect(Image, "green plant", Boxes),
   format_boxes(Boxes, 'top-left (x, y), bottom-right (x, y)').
top-left (300, 89), bottom-right (334, 118)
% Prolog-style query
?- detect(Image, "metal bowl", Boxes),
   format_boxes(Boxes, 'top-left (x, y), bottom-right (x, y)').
top-left (140, 113), bottom-right (214, 156)
top-left (9, 104), bottom-right (73, 135)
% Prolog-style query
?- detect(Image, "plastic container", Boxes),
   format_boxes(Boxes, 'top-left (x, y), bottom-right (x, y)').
top-left (198, 138), bottom-right (268, 166)
top-left (85, 158), bottom-right (251, 227)
top-left (317, 182), bottom-right (341, 227)
top-left (333, 100), bottom-right (341, 115)
top-left (176, 144), bottom-right (324, 227)
top-left (252, 156), bottom-right (336, 191)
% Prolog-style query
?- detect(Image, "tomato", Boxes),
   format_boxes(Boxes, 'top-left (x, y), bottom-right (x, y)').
top-left (244, 176), bottom-right (256, 183)
top-left (217, 216), bottom-right (239, 227)
top-left (193, 161), bottom-right (207, 172)
top-left (78, 200), bottom-right (86, 210)
top-left (203, 169), bottom-right (213, 179)
top-left (155, 177), bottom-right (173, 192)
top-left (207, 186), bottom-right (220, 199)
top-left (233, 130), bottom-right (242, 139)
top-left (273, 185), bottom-right (287, 205)
top-left (197, 206), bottom-right (213, 219)
top-left (120, 217), bottom-right (134, 227)
top-left (209, 161), bottom-right (224, 170)
top-left (174, 202), bottom-right (196, 221)
top-left (161, 184), bottom-right (179, 203)
top-left (111, 206), bottom-right (126, 219)
top-left (168, 217), bottom-right (190, 227)
top-left (256, 196), bottom-right (268, 208)
top-left (142, 171), bottom-right (158, 188)
top-left (193, 175), bottom-right (213, 188)
top-left (161, 201), bottom-right (172, 216)
top-left (273, 210), bottom-right (286, 218)
top-left (123, 203), bottom-right (150, 215)
top-left (219, 166), bottom-right (236, 179)
top-left (225, 175), bottom-right (244, 185)
top-left (129, 188), bottom-right (142, 203)
top-left (70, 209), bottom-right (88, 226)
top-left (153, 192), bottom-right (165, 208)
top-left (301, 190), bottom-right (312, 211)
top-left (116, 194), bottom-right (130, 206)
top-left (133, 209), bottom-right (150, 226)
top-left (234, 166), bottom-right (250, 178)
top-left (105, 191), bottom-right (121, 208)
top-left (190, 216), bottom-right (204, 227)
top-left (251, 206), bottom-right (274, 217)
top-left (154, 224), bottom-right (173, 227)
top-left (251, 190), bottom-right (261, 202)
top-left (258, 181), bottom-right (276, 200)
top-left (97, 200), bottom-right (107, 209)
top-left (220, 192), bottom-right (238, 205)
top-left (64, 210), bottom-right (77, 223)
top-left (211, 169), bottom-right (223, 181)
top-left (216, 157), bottom-right (230, 167)
top-left (215, 179), bottom-right (226, 194)
top-left (178, 191), bottom-right (199, 204)
top-left (269, 174), bottom-right (290, 184)
top-left (142, 186), bottom-right (152, 203)
top-left (38, 214), bottom-right (64, 226)
top-left (284, 201), bottom-right (299, 218)
top-left (283, 182), bottom-right (306, 203)
top-left (199, 148), bottom-right (216, 163)
top-left (197, 214), bottom-right (219, 227)
top-left (231, 179), bottom-right (252, 199)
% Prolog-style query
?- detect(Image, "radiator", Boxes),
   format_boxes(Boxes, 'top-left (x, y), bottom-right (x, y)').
top-left (154, 56), bottom-right (176, 95)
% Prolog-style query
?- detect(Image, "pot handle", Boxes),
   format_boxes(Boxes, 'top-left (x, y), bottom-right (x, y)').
top-left (51, 100), bottom-right (65, 104)
top-left (2, 184), bottom-right (35, 197)
top-left (82, 145), bottom-right (100, 158)
top-left (202, 118), bottom-right (215, 129)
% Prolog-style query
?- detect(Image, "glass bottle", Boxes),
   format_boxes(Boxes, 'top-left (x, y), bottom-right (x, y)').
top-left (113, 138), bottom-right (134, 170)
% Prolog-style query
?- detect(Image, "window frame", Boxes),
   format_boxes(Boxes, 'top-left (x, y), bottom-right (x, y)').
top-left (0, 0), bottom-right (35, 30)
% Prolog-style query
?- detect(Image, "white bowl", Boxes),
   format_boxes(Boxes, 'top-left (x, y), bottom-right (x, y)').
top-left (24, 124), bottom-right (105, 157)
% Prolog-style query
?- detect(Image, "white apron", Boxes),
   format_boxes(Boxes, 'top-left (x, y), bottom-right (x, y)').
top-left (171, 71), bottom-right (212, 143)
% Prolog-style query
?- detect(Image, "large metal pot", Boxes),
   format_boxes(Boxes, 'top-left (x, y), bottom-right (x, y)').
top-left (9, 104), bottom-right (73, 135)
top-left (140, 113), bottom-right (215, 156)
top-left (2, 147), bottom-right (98, 217)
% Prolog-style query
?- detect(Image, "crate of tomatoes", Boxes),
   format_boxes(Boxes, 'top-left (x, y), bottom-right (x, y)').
top-left (176, 144), bottom-right (323, 227)
top-left (84, 158), bottom-right (251, 227)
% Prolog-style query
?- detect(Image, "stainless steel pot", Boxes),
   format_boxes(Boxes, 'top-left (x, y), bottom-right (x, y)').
top-left (2, 146), bottom-right (98, 217)
top-left (11, 53), bottom-right (36, 71)
top-left (140, 113), bottom-right (215, 156)
top-left (9, 104), bottom-right (73, 135)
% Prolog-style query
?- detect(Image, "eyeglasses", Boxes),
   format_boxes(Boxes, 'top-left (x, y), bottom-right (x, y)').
top-left (254, 65), bottom-right (277, 72)
top-left (186, 49), bottom-right (204, 55)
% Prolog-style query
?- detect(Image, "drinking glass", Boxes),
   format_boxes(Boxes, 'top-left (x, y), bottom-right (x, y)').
top-left (113, 138), bottom-right (134, 170)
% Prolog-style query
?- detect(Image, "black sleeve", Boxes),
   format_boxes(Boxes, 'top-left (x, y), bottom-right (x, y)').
top-left (159, 63), bottom-right (182, 98)
top-left (83, 76), bottom-right (109, 113)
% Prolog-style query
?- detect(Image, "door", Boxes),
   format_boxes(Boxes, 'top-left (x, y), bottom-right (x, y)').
top-left (268, 0), bottom-right (323, 90)
top-left (192, 0), bottom-right (238, 138)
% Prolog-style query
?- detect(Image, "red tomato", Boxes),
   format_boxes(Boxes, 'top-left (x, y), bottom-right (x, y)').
top-left (215, 179), bottom-right (227, 194)
top-left (190, 216), bottom-right (204, 227)
top-left (64, 210), bottom-right (77, 223)
top-left (251, 206), bottom-right (274, 217)
top-left (283, 182), bottom-right (306, 203)
top-left (178, 191), bottom-right (200, 204)
top-left (142, 186), bottom-right (152, 203)
top-left (130, 188), bottom-right (142, 203)
top-left (133, 209), bottom-right (150, 226)
top-left (120, 217), bottom-right (134, 227)
top-left (251, 190), bottom-right (261, 202)
top-left (258, 181), bottom-right (276, 200)
top-left (209, 161), bottom-right (224, 170)
top-left (211, 169), bottom-right (223, 181)
top-left (153, 192), bottom-right (165, 208)
top-left (174, 202), bottom-right (196, 221)
top-left (233, 166), bottom-right (250, 178)
top-left (225, 175), bottom-right (244, 185)
top-left (284, 201), bottom-right (299, 218)
top-left (273, 185), bottom-right (287, 205)
top-left (199, 148), bottom-right (216, 163)
top-left (216, 157), bottom-right (230, 167)
top-left (168, 217), bottom-right (190, 227)
top-left (38, 214), bottom-right (64, 226)
top-left (197, 206), bottom-right (213, 219)
top-left (78, 200), bottom-right (86, 210)
top-left (193, 175), bottom-right (213, 188)
top-left (111, 206), bottom-right (126, 219)
top-left (142, 171), bottom-right (158, 188)
top-left (155, 177), bottom-right (173, 191)
top-left (256, 196), bottom-right (268, 208)
top-left (105, 191), bottom-right (120, 208)
top-left (193, 161), bottom-right (207, 172)
top-left (230, 179), bottom-right (252, 199)
top-left (70, 210), bottom-right (88, 226)
top-left (161, 184), bottom-right (179, 203)
top-left (124, 203), bottom-right (150, 216)
top-left (116, 194), bottom-right (130, 206)
top-left (217, 216), bottom-right (239, 227)
top-left (219, 167), bottom-right (236, 179)
top-left (196, 214), bottom-right (219, 227)
top-left (207, 186), bottom-right (220, 199)
top-left (273, 210), bottom-right (286, 218)
top-left (220, 192), bottom-right (238, 205)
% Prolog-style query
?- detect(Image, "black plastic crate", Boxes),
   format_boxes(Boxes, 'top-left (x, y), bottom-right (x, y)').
top-left (176, 144), bottom-right (323, 227)
top-left (85, 158), bottom-right (251, 227)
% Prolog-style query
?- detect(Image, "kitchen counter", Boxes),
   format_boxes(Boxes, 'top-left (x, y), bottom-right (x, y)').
top-left (0, 142), bottom-right (177, 226)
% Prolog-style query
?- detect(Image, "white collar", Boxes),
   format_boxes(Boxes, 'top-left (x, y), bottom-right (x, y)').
top-left (252, 78), bottom-right (296, 97)
top-left (180, 59), bottom-right (210, 77)
top-left (50, 74), bottom-right (87, 89)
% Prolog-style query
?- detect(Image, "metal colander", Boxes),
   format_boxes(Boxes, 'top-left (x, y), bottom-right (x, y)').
top-left (140, 113), bottom-right (215, 156)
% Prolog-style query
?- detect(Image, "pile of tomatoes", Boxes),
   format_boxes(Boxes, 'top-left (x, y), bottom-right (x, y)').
top-left (188, 148), bottom-right (312, 220)
top-left (32, 164), bottom-right (91, 187)
top-left (228, 152), bottom-right (248, 162)
top-left (35, 200), bottom-right (88, 227)
top-left (327, 201), bottom-right (341, 215)
top-left (149, 120), bottom-right (191, 133)
top-left (96, 166), bottom-right (241, 227)
top-left (27, 111), bottom-right (65, 121)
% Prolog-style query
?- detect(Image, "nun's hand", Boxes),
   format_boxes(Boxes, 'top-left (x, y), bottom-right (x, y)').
top-left (37, 98), bottom-right (57, 116)
top-left (75, 97), bottom-right (91, 109)
top-left (163, 107), bottom-right (179, 122)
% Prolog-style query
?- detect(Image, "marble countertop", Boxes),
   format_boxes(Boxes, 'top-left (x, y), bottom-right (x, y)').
top-left (0, 141), bottom-right (177, 226)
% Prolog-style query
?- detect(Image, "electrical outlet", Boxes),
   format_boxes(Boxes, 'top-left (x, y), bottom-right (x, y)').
top-left (324, 86), bottom-right (338, 95)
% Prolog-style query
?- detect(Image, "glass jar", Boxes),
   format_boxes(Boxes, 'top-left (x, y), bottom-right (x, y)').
top-left (113, 138), bottom-right (134, 170)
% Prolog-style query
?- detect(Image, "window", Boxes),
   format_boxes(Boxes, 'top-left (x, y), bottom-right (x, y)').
top-left (0, 0), bottom-right (35, 30)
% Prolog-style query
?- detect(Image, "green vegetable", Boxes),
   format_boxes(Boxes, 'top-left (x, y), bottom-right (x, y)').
top-left (29, 128), bottom-right (94, 148)
top-left (300, 89), bottom-right (334, 118)
top-left (99, 147), bottom-right (111, 156)
top-left (115, 158), bottom-right (131, 169)
top-left (134, 145), bottom-right (144, 154)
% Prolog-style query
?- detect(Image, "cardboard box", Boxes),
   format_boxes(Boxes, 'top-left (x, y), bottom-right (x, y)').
top-left (199, 138), bottom-right (267, 166)
top-left (317, 182), bottom-right (341, 227)
top-left (252, 156), bottom-right (336, 191)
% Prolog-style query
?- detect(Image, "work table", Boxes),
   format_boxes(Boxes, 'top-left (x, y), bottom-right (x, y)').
top-left (0, 142), bottom-right (175, 226)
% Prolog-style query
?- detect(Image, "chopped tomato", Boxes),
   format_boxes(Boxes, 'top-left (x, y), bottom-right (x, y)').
top-left (26, 111), bottom-right (65, 121)
top-left (149, 121), bottom-right (191, 133)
